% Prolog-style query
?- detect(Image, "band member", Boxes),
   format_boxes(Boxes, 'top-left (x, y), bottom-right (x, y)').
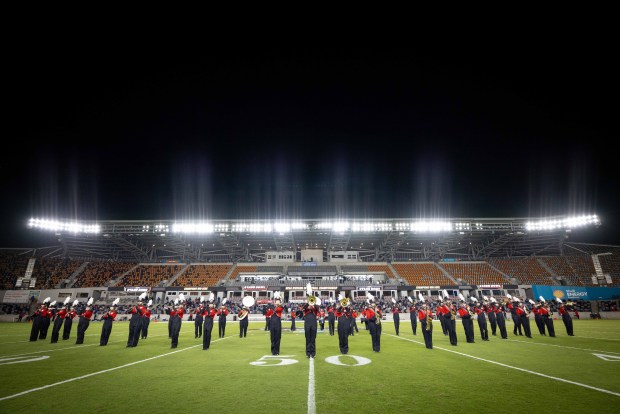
top-left (474, 302), bottom-right (489, 341)
top-left (486, 302), bottom-right (497, 336)
top-left (319, 308), bottom-right (326, 332)
top-left (217, 304), bottom-right (229, 338)
top-left (533, 304), bottom-right (545, 335)
top-left (336, 304), bottom-right (350, 354)
top-left (62, 307), bottom-right (77, 340)
top-left (495, 303), bottom-right (508, 339)
top-left (50, 305), bottom-right (67, 343)
top-left (440, 302), bottom-right (457, 346)
top-left (508, 299), bottom-right (523, 336)
top-left (29, 303), bottom-right (46, 342)
top-left (558, 303), bottom-right (574, 336)
top-left (127, 300), bottom-right (145, 347)
top-left (39, 304), bottom-right (52, 340)
top-left (349, 309), bottom-right (358, 335)
top-left (419, 304), bottom-right (433, 349)
top-left (290, 309), bottom-right (297, 332)
top-left (409, 302), bottom-right (418, 335)
top-left (539, 304), bottom-right (555, 337)
top-left (458, 303), bottom-right (475, 343)
top-left (327, 305), bottom-right (336, 335)
top-left (141, 305), bottom-right (152, 339)
top-left (202, 302), bottom-right (217, 350)
top-left (366, 303), bottom-right (382, 352)
top-left (264, 306), bottom-right (271, 331)
top-left (516, 303), bottom-right (532, 338)
top-left (167, 303), bottom-right (176, 338)
top-left (100, 306), bottom-right (118, 346)
top-left (266, 299), bottom-right (284, 355)
top-left (195, 304), bottom-right (204, 338)
top-left (304, 301), bottom-right (319, 358)
top-left (170, 303), bottom-right (184, 348)
top-left (238, 306), bottom-right (249, 338)
top-left (75, 306), bottom-right (93, 344)
top-left (392, 304), bottom-right (401, 336)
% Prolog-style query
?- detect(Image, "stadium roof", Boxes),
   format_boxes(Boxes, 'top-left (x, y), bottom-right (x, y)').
top-left (21, 215), bottom-right (610, 262)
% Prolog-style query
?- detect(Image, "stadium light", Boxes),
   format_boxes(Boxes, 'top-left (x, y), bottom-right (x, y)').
top-left (28, 218), bottom-right (101, 234)
top-left (171, 222), bottom-right (213, 234)
top-left (525, 215), bottom-right (600, 232)
top-left (411, 221), bottom-right (452, 233)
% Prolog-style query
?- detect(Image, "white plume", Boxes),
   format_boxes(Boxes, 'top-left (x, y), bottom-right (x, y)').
top-left (174, 299), bottom-right (179, 305)
top-left (222, 298), bottom-right (228, 305)
top-left (528, 299), bottom-right (535, 305)
top-left (556, 297), bottom-right (562, 303)
top-left (490, 297), bottom-right (497, 303)
top-left (273, 291), bottom-right (281, 300)
top-left (443, 289), bottom-right (449, 298)
top-left (112, 298), bottom-right (120, 306)
top-left (87, 297), bottom-right (94, 305)
top-left (338, 293), bottom-right (344, 301)
top-left (366, 291), bottom-right (374, 302)
top-left (138, 292), bottom-right (147, 300)
top-left (506, 293), bottom-right (512, 299)
top-left (179, 293), bottom-right (186, 302)
top-left (208, 292), bottom-right (215, 302)
top-left (63, 296), bottom-right (71, 305)
top-left (483, 295), bottom-right (489, 301)
top-left (147, 299), bottom-right (153, 307)
top-left (539, 296), bottom-right (546, 303)
top-left (50, 301), bottom-right (57, 306)
top-left (458, 293), bottom-right (466, 302)
top-left (471, 297), bottom-right (478, 303)
top-left (391, 297), bottom-right (396, 304)
top-left (418, 293), bottom-right (425, 302)
top-left (43, 297), bottom-right (51, 303)
top-left (200, 296), bottom-right (205, 303)
top-left (407, 296), bottom-right (413, 302)
top-left (306, 282), bottom-right (313, 296)
top-left (72, 299), bottom-right (79, 306)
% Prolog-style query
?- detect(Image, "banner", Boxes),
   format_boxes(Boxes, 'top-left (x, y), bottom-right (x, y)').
top-left (3, 290), bottom-right (40, 303)
top-left (532, 285), bottom-right (620, 301)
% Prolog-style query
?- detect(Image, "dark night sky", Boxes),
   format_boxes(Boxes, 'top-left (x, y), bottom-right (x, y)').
top-left (2, 46), bottom-right (618, 247)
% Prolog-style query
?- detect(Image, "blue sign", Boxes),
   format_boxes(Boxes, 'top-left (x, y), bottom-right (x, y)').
top-left (532, 285), bottom-right (620, 301)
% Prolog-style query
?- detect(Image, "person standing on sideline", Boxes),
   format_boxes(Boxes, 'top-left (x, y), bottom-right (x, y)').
top-left (217, 303), bottom-right (229, 338)
top-left (100, 305), bottom-right (118, 346)
top-left (75, 305), bottom-right (93, 345)
top-left (558, 301), bottom-right (574, 336)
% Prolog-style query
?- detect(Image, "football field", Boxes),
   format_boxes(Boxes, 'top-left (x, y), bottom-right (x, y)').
top-left (1, 318), bottom-right (619, 413)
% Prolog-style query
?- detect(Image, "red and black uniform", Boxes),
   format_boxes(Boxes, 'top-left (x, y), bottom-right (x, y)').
top-left (335, 307), bottom-right (350, 354)
top-left (51, 308), bottom-right (67, 343)
top-left (474, 305), bottom-right (489, 341)
top-left (319, 309), bottom-right (326, 331)
top-left (266, 304), bottom-right (284, 355)
top-left (290, 310), bottom-right (297, 332)
top-left (494, 304), bottom-right (508, 339)
top-left (194, 305), bottom-right (204, 338)
top-left (538, 306), bottom-right (555, 337)
top-left (349, 310), bottom-right (358, 335)
top-left (437, 304), bottom-right (449, 336)
top-left (238, 307), bottom-right (249, 337)
top-left (443, 304), bottom-right (458, 345)
top-left (303, 304), bottom-right (319, 358)
top-left (170, 306), bottom-right (184, 348)
top-left (63, 309), bottom-right (77, 340)
top-left (559, 305), bottom-right (574, 336)
top-left (127, 304), bottom-right (146, 347)
top-left (202, 306), bottom-right (217, 350)
top-left (508, 302), bottom-right (523, 336)
top-left (486, 304), bottom-right (498, 336)
top-left (516, 306), bottom-right (532, 338)
top-left (392, 306), bottom-right (401, 336)
top-left (76, 308), bottom-right (93, 344)
top-left (29, 306), bottom-right (47, 341)
top-left (327, 306), bottom-right (336, 335)
top-left (168, 308), bottom-right (177, 338)
top-left (419, 308), bottom-right (433, 349)
top-left (217, 307), bottom-right (229, 338)
top-left (141, 308), bottom-right (152, 339)
top-left (366, 306), bottom-right (382, 352)
top-left (533, 306), bottom-right (545, 335)
top-left (100, 308), bottom-right (118, 346)
top-left (458, 306), bottom-right (475, 343)
top-left (39, 307), bottom-right (52, 340)
top-left (409, 305), bottom-right (418, 335)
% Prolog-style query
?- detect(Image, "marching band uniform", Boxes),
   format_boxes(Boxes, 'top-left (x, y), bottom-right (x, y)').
top-left (409, 304), bottom-right (418, 335)
top-left (474, 304), bottom-right (489, 341)
top-left (458, 305), bottom-right (475, 343)
top-left (486, 304), bottom-right (497, 336)
top-left (238, 306), bottom-right (249, 337)
top-left (264, 307), bottom-right (271, 331)
top-left (195, 305), bottom-right (204, 338)
top-left (558, 304), bottom-right (574, 336)
top-left (349, 310), bottom-right (358, 335)
top-left (29, 304), bottom-right (46, 341)
top-left (168, 306), bottom-right (176, 338)
top-left (202, 304), bottom-right (217, 349)
top-left (217, 306), bottom-right (229, 338)
top-left (127, 302), bottom-right (146, 347)
top-left (75, 307), bottom-right (93, 344)
top-left (392, 306), bottom-right (401, 336)
top-left (533, 305), bottom-right (546, 336)
top-left (50, 307), bottom-right (67, 343)
top-left (319, 309), bottom-right (326, 332)
top-left (304, 303), bottom-right (319, 358)
top-left (141, 307), bottom-right (152, 339)
top-left (419, 306), bottom-right (433, 349)
top-left (170, 305), bottom-right (184, 348)
top-left (327, 306), bottom-right (336, 335)
top-left (290, 310), bottom-right (297, 332)
top-left (39, 306), bottom-right (52, 340)
top-left (539, 305), bottom-right (555, 337)
top-left (266, 301), bottom-right (284, 355)
top-left (336, 306), bottom-right (350, 354)
top-left (100, 307), bottom-right (118, 346)
top-left (63, 308), bottom-right (77, 340)
top-left (495, 304), bottom-right (508, 339)
top-left (438, 303), bottom-right (448, 336)
top-left (443, 303), bottom-right (458, 346)
top-left (508, 301), bottom-right (523, 336)
top-left (516, 304), bottom-right (532, 338)
top-left (366, 304), bottom-right (382, 352)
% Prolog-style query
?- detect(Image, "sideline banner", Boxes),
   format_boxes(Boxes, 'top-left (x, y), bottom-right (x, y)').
top-left (532, 285), bottom-right (620, 301)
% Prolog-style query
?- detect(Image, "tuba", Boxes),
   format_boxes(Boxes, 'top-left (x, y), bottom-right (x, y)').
top-left (340, 297), bottom-right (350, 308)
top-left (308, 295), bottom-right (317, 306)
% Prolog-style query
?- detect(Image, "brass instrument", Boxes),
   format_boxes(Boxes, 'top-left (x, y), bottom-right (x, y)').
top-left (340, 297), bottom-right (350, 308)
top-left (451, 309), bottom-right (456, 321)
top-left (308, 295), bottom-right (317, 306)
top-left (238, 309), bottom-right (249, 320)
top-left (376, 308), bottom-right (382, 325)
top-left (426, 312), bottom-right (433, 331)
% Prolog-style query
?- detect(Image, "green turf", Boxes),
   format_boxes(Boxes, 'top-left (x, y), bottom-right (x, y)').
top-left (0, 319), bottom-right (619, 413)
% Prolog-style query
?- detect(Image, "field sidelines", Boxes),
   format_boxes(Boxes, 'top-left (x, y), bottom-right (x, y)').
top-left (308, 357), bottom-right (316, 414)
top-left (0, 336), bottom-right (232, 402)
top-left (506, 338), bottom-right (620, 355)
top-left (386, 333), bottom-right (620, 398)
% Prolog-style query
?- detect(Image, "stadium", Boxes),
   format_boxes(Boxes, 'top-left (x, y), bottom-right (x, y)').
top-left (1, 214), bottom-right (619, 412)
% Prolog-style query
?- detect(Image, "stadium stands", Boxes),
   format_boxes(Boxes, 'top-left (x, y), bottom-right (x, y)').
top-left (489, 257), bottom-right (556, 285)
top-left (599, 254), bottom-right (620, 285)
top-left (367, 265), bottom-right (395, 279)
top-left (32, 258), bottom-right (83, 289)
top-left (392, 263), bottom-right (454, 286)
top-left (175, 264), bottom-right (232, 287)
top-left (72, 261), bottom-right (136, 288)
top-left (0, 251), bottom-right (30, 290)
top-left (115, 264), bottom-right (184, 287)
top-left (438, 262), bottom-right (507, 285)
top-left (229, 265), bottom-right (258, 281)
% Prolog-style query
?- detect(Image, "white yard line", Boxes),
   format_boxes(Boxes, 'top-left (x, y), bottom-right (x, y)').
top-left (0, 336), bottom-right (231, 402)
top-left (308, 356), bottom-right (316, 414)
top-left (506, 338), bottom-right (620, 355)
top-left (386, 333), bottom-right (620, 398)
